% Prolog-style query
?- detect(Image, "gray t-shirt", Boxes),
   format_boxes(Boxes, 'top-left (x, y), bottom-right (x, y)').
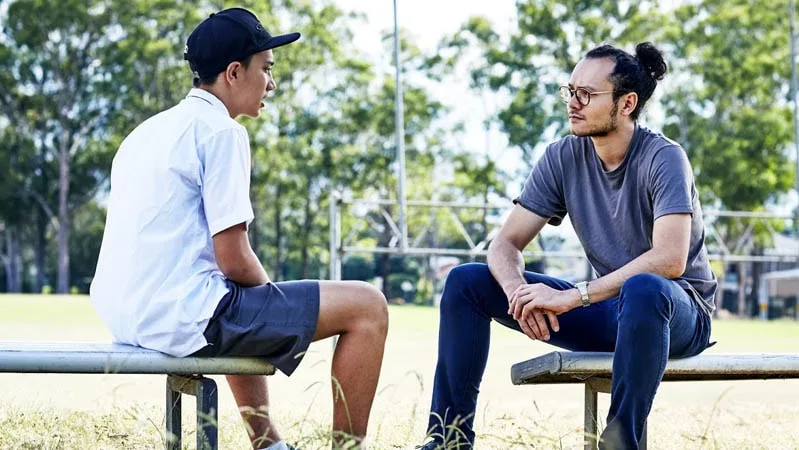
top-left (514, 125), bottom-right (717, 315)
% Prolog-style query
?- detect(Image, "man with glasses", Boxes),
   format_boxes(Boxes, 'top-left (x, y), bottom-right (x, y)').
top-left (418, 42), bottom-right (716, 450)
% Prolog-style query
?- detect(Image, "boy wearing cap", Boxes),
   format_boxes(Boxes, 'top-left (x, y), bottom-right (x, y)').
top-left (90, 8), bottom-right (387, 450)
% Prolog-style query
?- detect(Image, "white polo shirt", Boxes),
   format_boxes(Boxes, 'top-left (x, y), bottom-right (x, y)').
top-left (90, 89), bottom-right (254, 357)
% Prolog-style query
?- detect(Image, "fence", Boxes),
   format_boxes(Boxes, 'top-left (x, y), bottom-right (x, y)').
top-left (328, 194), bottom-right (799, 319)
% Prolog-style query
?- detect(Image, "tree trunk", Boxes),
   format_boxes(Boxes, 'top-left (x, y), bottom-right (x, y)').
top-left (714, 266), bottom-right (725, 318)
top-left (56, 136), bottom-right (71, 294)
top-left (300, 190), bottom-right (313, 279)
top-left (426, 253), bottom-right (436, 306)
top-left (736, 262), bottom-right (747, 318)
top-left (3, 226), bottom-right (22, 293)
top-left (378, 253), bottom-right (390, 299)
top-left (273, 184), bottom-right (283, 281)
top-left (35, 138), bottom-right (50, 293)
top-left (36, 200), bottom-right (47, 293)
top-left (751, 247), bottom-right (763, 319)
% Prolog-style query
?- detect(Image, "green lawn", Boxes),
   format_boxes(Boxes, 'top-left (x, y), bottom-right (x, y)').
top-left (1, 295), bottom-right (798, 449)
top-left (2, 294), bottom-right (798, 348)
top-left (1, 294), bottom-right (101, 326)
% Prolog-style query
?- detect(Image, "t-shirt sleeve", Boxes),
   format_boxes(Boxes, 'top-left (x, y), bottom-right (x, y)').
top-left (512, 143), bottom-right (567, 226)
top-left (199, 127), bottom-right (255, 236)
top-left (650, 145), bottom-right (694, 219)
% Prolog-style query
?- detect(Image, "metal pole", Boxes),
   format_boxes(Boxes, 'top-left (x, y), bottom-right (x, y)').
top-left (791, 0), bottom-right (799, 321)
top-left (393, 0), bottom-right (408, 250)
top-left (791, 0), bottom-right (799, 233)
top-left (329, 191), bottom-right (341, 349)
top-left (329, 191), bottom-right (341, 281)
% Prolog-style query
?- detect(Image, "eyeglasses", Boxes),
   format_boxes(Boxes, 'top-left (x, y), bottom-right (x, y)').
top-left (559, 85), bottom-right (615, 106)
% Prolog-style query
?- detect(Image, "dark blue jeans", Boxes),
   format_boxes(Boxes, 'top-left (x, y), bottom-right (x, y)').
top-left (426, 263), bottom-right (712, 449)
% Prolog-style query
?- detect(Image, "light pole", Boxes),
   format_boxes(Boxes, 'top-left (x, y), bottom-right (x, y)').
top-left (790, 0), bottom-right (799, 321)
top-left (393, 0), bottom-right (408, 251)
top-left (792, 0), bottom-right (799, 203)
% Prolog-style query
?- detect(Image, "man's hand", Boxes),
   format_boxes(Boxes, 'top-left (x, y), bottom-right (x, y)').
top-left (509, 284), bottom-right (581, 341)
top-left (507, 283), bottom-right (559, 341)
top-left (518, 284), bottom-right (581, 315)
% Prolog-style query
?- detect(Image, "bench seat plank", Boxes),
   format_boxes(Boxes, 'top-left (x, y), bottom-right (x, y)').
top-left (0, 341), bottom-right (275, 376)
top-left (512, 351), bottom-right (799, 385)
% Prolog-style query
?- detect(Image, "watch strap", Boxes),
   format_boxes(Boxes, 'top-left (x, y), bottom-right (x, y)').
top-left (576, 281), bottom-right (590, 307)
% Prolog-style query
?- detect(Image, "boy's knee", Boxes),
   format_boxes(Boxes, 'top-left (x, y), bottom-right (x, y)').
top-left (353, 281), bottom-right (388, 334)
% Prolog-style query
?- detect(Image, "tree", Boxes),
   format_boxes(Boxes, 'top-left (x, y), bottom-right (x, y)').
top-left (0, 0), bottom-right (551, 295)
top-left (245, 7), bottom-right (455, 293)
top-left (244, 0), bottom-right (387, 281)
top-left (0, 124), bottom-right (37, 292)
top-left (431, 1), bottom-right (663, 169)
top-left (0, 0), bottom-right (207, 292)
top-left (663, 0), bottom-right (793, 211)
top-left (662, 0), bottom-right (795, 315)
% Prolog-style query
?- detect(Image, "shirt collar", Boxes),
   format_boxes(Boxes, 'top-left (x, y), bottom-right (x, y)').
top-left (185, 88), bottom-right (231, 116)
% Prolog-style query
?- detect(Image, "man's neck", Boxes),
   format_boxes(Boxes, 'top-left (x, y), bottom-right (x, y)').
top-left (590, 121), bottom-right (636, 172)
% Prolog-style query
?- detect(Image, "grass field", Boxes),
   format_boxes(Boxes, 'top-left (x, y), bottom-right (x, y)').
top-left (1, 294), bottom-right (798, 449)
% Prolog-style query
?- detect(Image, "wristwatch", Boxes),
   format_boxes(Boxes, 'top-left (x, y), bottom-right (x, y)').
top-left (575, 281), bottom-right (590, 307)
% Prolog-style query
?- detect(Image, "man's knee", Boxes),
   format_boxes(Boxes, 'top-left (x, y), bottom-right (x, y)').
top-left (439, 263), bottom-right (492, 313)
top-left (444, 263), bottom-right (494, 293)
top-left (618, 273), bottom-right (670, 318)
top-left (446, 263), bottom-right (490, 284)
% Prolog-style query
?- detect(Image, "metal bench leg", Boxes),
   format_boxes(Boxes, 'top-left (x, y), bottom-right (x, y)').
top-left (166, 378), bottom-right (182, 450)
top-left (584, 382), bottom-right (599, 450)
top-left (585, 378), bottom-right (612, 450)
top-left (196, 377), bottom-right (218, 450)
top-left (166, 374), bottom-right (218, 450)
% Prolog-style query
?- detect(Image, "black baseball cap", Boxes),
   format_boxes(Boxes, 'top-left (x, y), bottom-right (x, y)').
top-left (184, 7), bottom-right (300, 80)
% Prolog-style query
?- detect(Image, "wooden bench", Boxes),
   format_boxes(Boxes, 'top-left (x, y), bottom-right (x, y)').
top-left (0, 342), bottom-right (275, 450)
top-left (511, 351), bottom-right (799, 450)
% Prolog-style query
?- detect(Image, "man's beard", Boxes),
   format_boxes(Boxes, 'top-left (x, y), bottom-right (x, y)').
top-left (571, 102), bottom-right (619, 137)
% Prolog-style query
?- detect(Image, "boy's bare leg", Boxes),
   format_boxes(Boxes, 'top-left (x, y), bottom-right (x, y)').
top-left (313, 281), bottom-right (389, 445)
top-left (226, 280), bottom-right (388, 449)
top-left (226, 374), bottom-right (281, 449)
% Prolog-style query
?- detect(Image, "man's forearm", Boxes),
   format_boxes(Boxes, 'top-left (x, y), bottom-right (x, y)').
top-left (225, 248), bottom-right (271, 287)
top-left (487, 238), bottom-right (527, 298)
top-left (585, 247), bottom-right (683, 304)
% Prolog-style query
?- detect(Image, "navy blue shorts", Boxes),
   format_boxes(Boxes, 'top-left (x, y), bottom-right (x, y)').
top-left (191, 280), bottom-right (320, 376)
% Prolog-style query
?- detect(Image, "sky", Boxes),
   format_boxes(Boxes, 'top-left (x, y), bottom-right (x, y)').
top-left (334, 0), bottom-right (517, 56)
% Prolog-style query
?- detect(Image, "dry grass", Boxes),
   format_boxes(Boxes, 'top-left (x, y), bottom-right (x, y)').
top-left (0, 295), bottom-right (798, 449)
